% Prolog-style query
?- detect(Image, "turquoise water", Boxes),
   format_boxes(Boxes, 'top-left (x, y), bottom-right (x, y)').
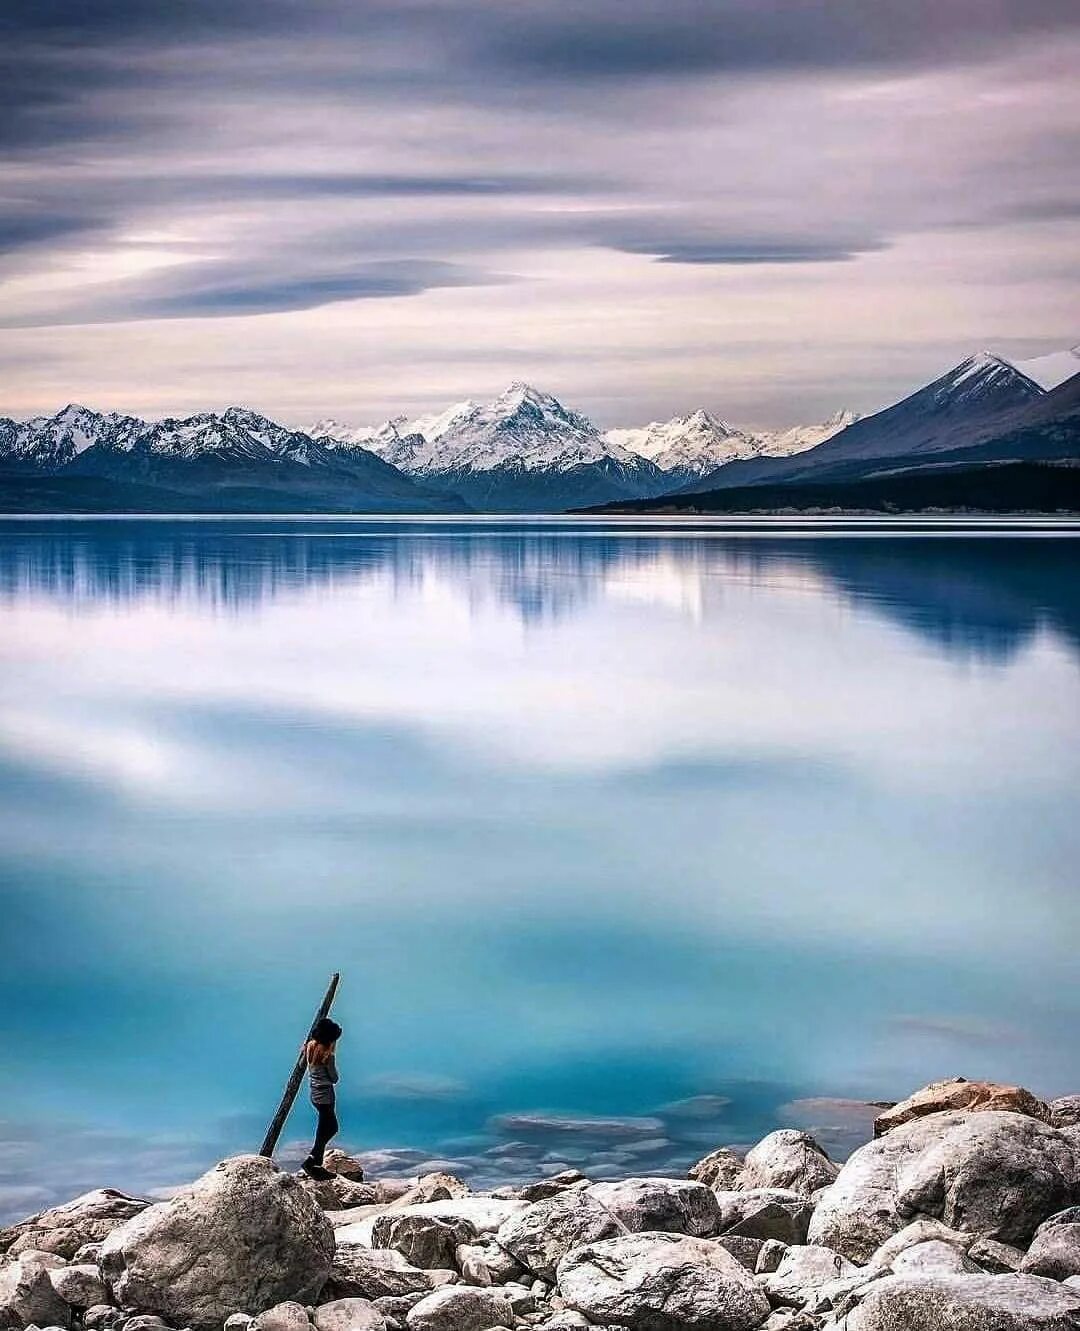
top-left (1, 516), bottom-right (1078, 1219)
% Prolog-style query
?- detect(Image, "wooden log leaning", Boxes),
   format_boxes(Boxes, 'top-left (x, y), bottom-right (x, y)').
top-left (259, 971), bottom-right (341, 1158)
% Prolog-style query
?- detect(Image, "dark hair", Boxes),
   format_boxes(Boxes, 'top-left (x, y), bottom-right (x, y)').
top-left (312, 1017), bottom-right (342, 1044)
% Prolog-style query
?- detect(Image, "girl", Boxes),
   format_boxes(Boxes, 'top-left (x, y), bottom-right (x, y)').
top-left (302, 1016), bottom-right (342, 1179)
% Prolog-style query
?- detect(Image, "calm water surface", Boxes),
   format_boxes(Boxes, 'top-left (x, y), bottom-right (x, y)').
top-left (1, 516), bottom-right (1078, 1218)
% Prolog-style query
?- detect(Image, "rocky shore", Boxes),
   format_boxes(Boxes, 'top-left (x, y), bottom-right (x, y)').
top-left (4, 1078), bottom-right (1080, 1331)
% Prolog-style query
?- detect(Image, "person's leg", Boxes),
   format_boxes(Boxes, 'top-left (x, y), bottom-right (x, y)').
top-left (310, 1104), bottom-right (339, 1165)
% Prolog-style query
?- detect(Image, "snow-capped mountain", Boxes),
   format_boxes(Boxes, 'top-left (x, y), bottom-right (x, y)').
top-left (686, 351), bottom-right (1047, 492)
top-left (606, 410), bottom-right (754, 478)
top-left (0, 405), bottom-right (467, 513)
top-left (1014, 346), bottom-right (1080, 391)
top-left (319, 383), bottom-right (668, 511)
top-left (605, 407), bottom-right (859, 482)
top-left (0, 404), bottom-right (143, 469)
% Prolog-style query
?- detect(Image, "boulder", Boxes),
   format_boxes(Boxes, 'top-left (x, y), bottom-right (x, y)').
top-left (808, 1110), bottom-right (1079, 1263)
top-left (404, 1287), bottom-right (512, 1330)
top-left (334, 1200), bottom-right (523, 1247)
top-left (713, 1236), bottom-right (765, 1272)
top-left (0, 1191), bottom-right (147, 1257)
top-left (324, 1150), bottom-right (365, 1181)
top-left (7, 1230), bottom-right (87, 1260)
top-left (866, 1219), bottom-right (971, 1273)
top-left (10, 1251), bottom-right (66, 1270)
top-left (455, 1241), bottom-right (525, 1287)
top-left (495, 1191), bottom-right (622, 1281)
top-left (874, 1079), bottom-right (1051, 1136)
top-left (738, 1132), bottom-right (839, 1199)
top-left (98, 1155), bottom-right (334, 1331)
top-left (556, 1231), bottom-right (771, 1330)
top-left (370, 1213), bottom-right (476, 1270)
top-left (715, 1190), bottom-right (814, 1245)
top-left (47, 1265), bottom-right (108, 1309)
top-left (326, 1246), bottom-right (458, 1301)
top-left (312, 1298), bottom-right (387, 1331)
top-left (968, 1237), bottom-right (1026, 1274)
top-left (250, 1301), bottom-right (311, 1331)
top-left (298, 1177), bottom-right (378, 1211)
top-left (762, 1245), bottom-right (854, 1308)
top-left (585, 1179), bottom-right (721, 1237)
top-left (890, 1239), bottom-right (979, 1276)
top-left (844, 1272), bottom-right (1080, 1329)
top-left (394, 1175), bottom-right (470, 1207)
top-left (518, 1172), bottom-right (587, 1203)
top-left (83, 1305), bottom-right (124, 1330)
top-left (0, 1260), bottom-right (72, 1330)
top-left (688, 1148), bottom-right (744, 1193)
top-left (1022, 1208), bottom-right (1080, 1281)
top-left (1050, 1098), bottom-right (1080, 1130)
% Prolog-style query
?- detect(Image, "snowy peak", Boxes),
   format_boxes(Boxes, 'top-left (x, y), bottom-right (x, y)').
top-left (932, 352), bottom-right (1043, 409)
top-left (606, 410), bottom-right (752, 475)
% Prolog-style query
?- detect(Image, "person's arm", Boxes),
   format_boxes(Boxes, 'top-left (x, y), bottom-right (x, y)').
top-left (326, 1053), bottom-right (339, 1084)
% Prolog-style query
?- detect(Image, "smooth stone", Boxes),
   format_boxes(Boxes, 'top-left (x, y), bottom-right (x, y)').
top-left (0, 1262), bottom-right (72, 1331)
top-left (251, 1301), bottom-right (312, 1331)
top-left (762, 1245), bottom-right (855, 1308)
top-left (556, 1231), bottom-right (771, 1331)
top-left (585, 1178), bottom-right (721, 1237)
top-left (312, 1298), bottom-right (387, 1331)
top-left (967, 1237), bottom-right (1026, 1274)
top-left (47, 1265), bottom-right (108, 1309)
top-left (890, 1239), bottom-right (979, 1276)
top-left (404, 1287), bottom-right (512, 1331)
top-left (325, 1246), bottom-right (458, 1301)
top-left (738, 1131), bottom-right (839, 1198)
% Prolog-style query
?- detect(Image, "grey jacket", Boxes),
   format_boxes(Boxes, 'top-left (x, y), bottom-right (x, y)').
top-left (308, 1053), bottom-right (339, 1107)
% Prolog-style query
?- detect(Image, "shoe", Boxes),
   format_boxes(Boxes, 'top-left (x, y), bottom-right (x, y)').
top-left (301, 1158), bottom-right (334, 1181)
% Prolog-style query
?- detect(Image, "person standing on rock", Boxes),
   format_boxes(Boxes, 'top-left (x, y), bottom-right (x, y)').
top-left (302, 1016), bottom-right (342, 1179)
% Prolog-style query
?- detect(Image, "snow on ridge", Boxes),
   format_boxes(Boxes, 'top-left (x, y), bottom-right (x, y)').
top-left (1013, 346), bottom-right (1080, 392)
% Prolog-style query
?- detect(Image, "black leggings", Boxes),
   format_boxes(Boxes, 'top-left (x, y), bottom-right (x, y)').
top-left (310, 1103), bottom-right (339, 1165)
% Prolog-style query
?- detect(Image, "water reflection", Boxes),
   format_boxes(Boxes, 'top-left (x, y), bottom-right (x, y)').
top-left (0, 518), bottom-right (1077, 1219)
top-left (1, 518), bottom-right (1078, 662)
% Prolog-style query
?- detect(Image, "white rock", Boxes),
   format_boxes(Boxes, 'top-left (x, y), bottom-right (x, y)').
top-left (98, 1156), bottom-right (333, 1331)
top-left (495, 1191), bottom-right (622, 1281)
top-left (763, 1245), bottom-right (855, 1307)
top-left (0, 1261), bottom-right (72, 1330)
top-left (312, 1297), bottom-right (387, 1331)
top-left (556, 1231), bottom-right (771, 1330)
top-left (404, 1286), bottom-right (512, 1330)
top-left (585, 1179), bottom-right (721, 1237)
top-left (738, 1132), bottom-right (839, 1198)
top-left (844, 1272), bottom-right (1080, 1329)
top-left (47, 1265), bottom-right (108, 1310)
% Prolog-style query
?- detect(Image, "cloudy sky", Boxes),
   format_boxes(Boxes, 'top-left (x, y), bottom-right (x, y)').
top-left (1, 0), bottom-right (1077, 428)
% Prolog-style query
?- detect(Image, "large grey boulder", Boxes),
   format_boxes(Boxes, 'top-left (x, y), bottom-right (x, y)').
top-left (808, 1111), bottom-right (1079, 1263)
top-left (0, 1259), bottom-right (72, 1330)
top-left (843, 1272), bottom-right (1080, 1329)
top-left (890, 1239), bottom-right (980, 1276)
top-left (250, 1300), bottom-right (311, 1331)
top-left (404, 1286), bottom-right (512, 1330)
top-left (585, 1179), bottom-right (721, 1237)
top-left (761, 1245), bottom-right (855, 1308)
top-left (98, 1155), bottom-right (334, 1331)
top-left (334, 1200), bottom-right (523, 1248)
top-left (1022, 1208), bottom-right (1080, 1281)
top-left (738, 1133), bottom-right (838, 1198)
top-left (865, 1218), bottom-right (972, 1273)
top-left (48, 1264), bottom-right (109, 1309)
top-left (326, 1245), bottom-right (458, 1301)
top-left (370, 1212), bottom-right (476, 1270)
top-left (313, 1297), bottom-right (388, 1331)
top-left (455, 1240), bottom-right (525, 1287)
top-left (689, 1149), bottom-right (744, 1192)
top-left (715, 1190), bottom-right (814, 1245)
top-left (556, 1231), bottom-right (771, 1330)
top-left (495, 1191), bottom-right (622, 1281)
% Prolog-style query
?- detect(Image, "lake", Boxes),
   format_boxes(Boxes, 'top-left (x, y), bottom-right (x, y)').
top-left (1, 515), bottom-right (1078, 1220)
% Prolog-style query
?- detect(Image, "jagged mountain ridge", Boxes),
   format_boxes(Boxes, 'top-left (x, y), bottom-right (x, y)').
top-left (0, 404), bottom-right (469, 513)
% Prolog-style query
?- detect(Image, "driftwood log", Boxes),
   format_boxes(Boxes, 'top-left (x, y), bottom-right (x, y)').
top-left (259, 971), bottom-right (341, 1158)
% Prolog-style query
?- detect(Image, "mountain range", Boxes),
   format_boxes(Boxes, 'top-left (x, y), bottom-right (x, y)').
top-left (1, 347), bottom-right (1078, 513)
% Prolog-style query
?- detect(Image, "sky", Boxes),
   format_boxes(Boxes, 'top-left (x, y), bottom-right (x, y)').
top-left (0, 0), bottom-right (1078, 429)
